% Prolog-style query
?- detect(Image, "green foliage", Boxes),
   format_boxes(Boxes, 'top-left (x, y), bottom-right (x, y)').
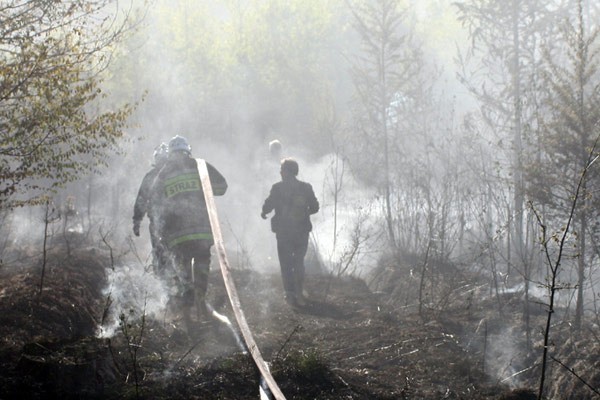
top-left (118, 0), bottom-right (343, 152)
top-left (223, 0), bottom-right (343, 150)
top-left (0, 0), bottom-right (135, 208)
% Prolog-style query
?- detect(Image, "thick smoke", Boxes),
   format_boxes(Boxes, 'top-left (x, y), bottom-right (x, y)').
top-left (98, 261), bottom-right (170, 338)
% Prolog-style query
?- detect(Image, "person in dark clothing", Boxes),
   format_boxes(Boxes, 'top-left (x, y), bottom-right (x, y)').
top-left (261, 158), bottom-right (319, 307)
top-left (152, 135), bottom-right (227, 331)
top-left (132, 142), bottom-right (169, 273)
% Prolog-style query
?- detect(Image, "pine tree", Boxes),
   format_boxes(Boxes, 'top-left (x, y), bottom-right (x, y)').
top-left (533, 0), bottom-right (600, 331)
top-left (346, 0), bottom-right (422, 248)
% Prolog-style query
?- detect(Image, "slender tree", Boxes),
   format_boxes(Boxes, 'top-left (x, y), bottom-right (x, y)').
top-left (455, 0), bottom-right (560, 276)
top-left (531, 0), bottom-right (600, 330)
top-left (530, 143), bottom-right (599, 400)
top-left (345, 0), bottom-right (421, 248)
top-left (454, 1), bottom-right (570, 347)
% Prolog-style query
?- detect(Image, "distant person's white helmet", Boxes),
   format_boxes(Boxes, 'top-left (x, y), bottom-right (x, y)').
top-left (269, 139), bottom-right (282, 158)
top-left (153, 142), bottom-right (169, 164)
top-left (168, 135), bottom-right (191, 154)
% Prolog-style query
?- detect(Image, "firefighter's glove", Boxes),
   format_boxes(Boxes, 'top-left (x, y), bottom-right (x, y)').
top-left (260, 212), bottom-right (268, 220)
top-left (133, 221), bottom-right (140, 237)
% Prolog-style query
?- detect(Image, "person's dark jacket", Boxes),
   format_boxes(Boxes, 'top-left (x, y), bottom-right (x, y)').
top-left (133, 166), bottom-right (161, 227)
top-left (262, 177), bottom-right (319, 235)
top-left (152, 154), bottom-right (227, 249)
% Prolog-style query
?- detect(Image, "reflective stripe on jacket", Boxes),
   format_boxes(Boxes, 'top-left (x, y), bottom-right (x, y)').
top-left (152, 155), bottom-right (227, 248)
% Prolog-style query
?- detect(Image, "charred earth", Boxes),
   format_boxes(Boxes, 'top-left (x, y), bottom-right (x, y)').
top-left (0, 243), bottom-right (594, 399)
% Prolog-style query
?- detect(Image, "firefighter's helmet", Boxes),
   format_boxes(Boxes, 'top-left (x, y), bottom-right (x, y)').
top-left (153, 142), bottom-right (168, 164)
top-left (168, 135), bottom-right (191, 154)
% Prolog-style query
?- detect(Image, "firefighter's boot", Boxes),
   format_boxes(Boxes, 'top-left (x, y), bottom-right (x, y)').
top-left (196, 294), bottom-right (210, 321)
top-left (180, 284), bottom-right (196, 336)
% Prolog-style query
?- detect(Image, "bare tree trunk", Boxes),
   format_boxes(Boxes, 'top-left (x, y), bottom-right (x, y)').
top-left (39, 201), bottom-right (51, 296)
top-left (574, 2), bottom-right (588, 330)
top-left (533, 139), bottom-right (599, 399)
top-left (331, 152), bottom-right (345, 252)
top-left (507, 199), bottom-right (512, 277)
top-left (382, 93), bottom-right (395, 248)
top-left (574, 198), bottom-right (586, 330)
top-left (512, 0), bottom-right (524, 275)
top-left (523, 214), bottom-right (534, 349)
top-left (418, 239), bottom-right (432, 320)
top-left (87, 175), bottom-right (93, 232)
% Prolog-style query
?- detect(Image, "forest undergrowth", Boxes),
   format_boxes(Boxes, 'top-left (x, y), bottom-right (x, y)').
top-left (0, 238), bottom-right (597, 399)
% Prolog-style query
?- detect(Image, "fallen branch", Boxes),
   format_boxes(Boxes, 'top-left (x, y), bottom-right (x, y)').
top-left (275, 324), bottom-right (303, 360)
top-left (499, 363), bottom-right (538, 384)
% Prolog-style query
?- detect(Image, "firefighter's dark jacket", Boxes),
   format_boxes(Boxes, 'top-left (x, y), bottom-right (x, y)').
top-left (262, 177), bottom-right (319, 234)
top-left (133, 165), bottom-right (161, 224)
top-left (152, 155), bottom-right (227, 249)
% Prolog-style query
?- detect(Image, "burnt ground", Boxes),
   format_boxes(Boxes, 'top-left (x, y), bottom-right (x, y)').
top-left (0, 242), bottom-right (596, 399)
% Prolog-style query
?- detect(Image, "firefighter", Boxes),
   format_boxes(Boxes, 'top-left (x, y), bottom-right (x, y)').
top-left (152, 135), bottom-right (227, 332)
top-left (261, 158), bottom-right (319, 307)
top-left (132, 142), bottom-right (169, 273)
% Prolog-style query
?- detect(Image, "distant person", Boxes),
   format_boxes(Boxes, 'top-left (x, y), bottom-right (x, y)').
top-left (269, 139), bottom-right (282, 162)
top-left (261, 158), bottom-right (319, 307)
top-left (263, 139), bottom-right (284, 183)
top-left (60, 195), bottom-right (83, 233)
top-left (132, 143), bottom-right (169, 273)
top-left (152, 135), bottom-right (227, 332)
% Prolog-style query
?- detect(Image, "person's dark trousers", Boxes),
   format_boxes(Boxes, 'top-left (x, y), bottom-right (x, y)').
top-left (172, 240), bottom-right (211, 326)
top-left (149, 221), bottom-right (167, 275)
top-left (276, 230), bottom-right (309, 302)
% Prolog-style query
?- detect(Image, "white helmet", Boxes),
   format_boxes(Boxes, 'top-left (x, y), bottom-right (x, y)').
top-left (153, 142), bottom-right (168, 164)
top-left (269, 139), bottom-right (282, 156)
top-left (168, 135), bottom-right (191, 154)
